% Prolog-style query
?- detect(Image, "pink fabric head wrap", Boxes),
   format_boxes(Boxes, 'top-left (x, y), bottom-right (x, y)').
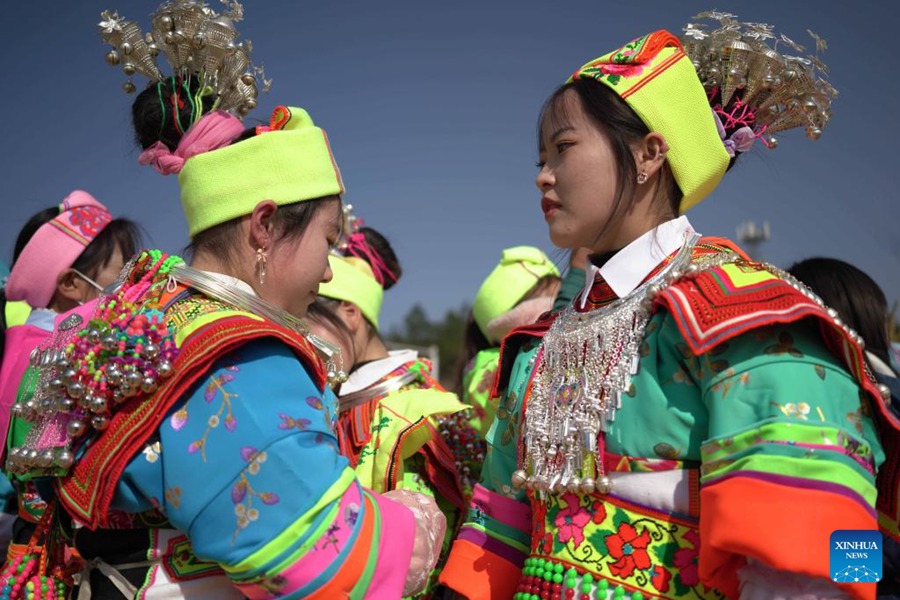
top-left (137, 110), bottom-right (245, 175)
top-left (5, 191), bottom-right (112, 308)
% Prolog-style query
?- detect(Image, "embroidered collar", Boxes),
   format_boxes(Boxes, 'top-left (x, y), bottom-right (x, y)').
top-left (580, 215), bottom-right (696, 308)
top-left (339, 349), bottom-right (419, 396)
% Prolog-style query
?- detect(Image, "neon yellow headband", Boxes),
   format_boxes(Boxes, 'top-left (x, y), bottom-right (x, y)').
top-left (178, 105), bottom-right (345, 238)
top-left (318, 254), bottom-right (384, 330)
top-left (568, 30), bottom-right (730, 212)
top-left (473, 246), bottom-right (559, 340)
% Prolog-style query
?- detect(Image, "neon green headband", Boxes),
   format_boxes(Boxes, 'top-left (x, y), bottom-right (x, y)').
top-left (473, 246), bottom-right (559, 340)
top-left (179, 105), bottom-right (345, 238)
top-left (569, 30), bottom-right (730, 212)
top-left (318, 255), bottom-right (384, 330)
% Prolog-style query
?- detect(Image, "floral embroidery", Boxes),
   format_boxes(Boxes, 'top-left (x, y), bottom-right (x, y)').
top-left (278, 413), bottom-right (311, 431)
top-left (673, 530), bottom-right (700, 586)
top-left (165, 486), bottom-right (182, 509)
top-left (530, 493), bottom-right (723, 599)
top-left (231, 446), bottom-right (280, 544)
top-left (764, 331), bottom-right (804, 358)
top-left (306, 396), bottom-right (334, 429)
top-left (709, 368), bottom-right (751, 399)
top-left (771, 401), bottom-right (811, 420)
top-left (187, 365), bottom-right (239, 461)
top-left (143, 441), bottom-right (161, 463)
top-left (606, 522), bottom-right (652, 578)
top-left (67, 206), bottom-right (111, 237)
top-left (320, 523), bottom-right (342, 553)
top-left (554, 494), bottom-right (591, 549)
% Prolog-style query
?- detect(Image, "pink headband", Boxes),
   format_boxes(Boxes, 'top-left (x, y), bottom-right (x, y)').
top-left (138, 110), bottom-right (245, 176)
top-left (5, 191), bottom-right (112, 308)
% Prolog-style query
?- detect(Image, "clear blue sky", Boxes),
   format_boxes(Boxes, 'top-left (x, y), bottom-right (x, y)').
top-left (1, 1), bottom-right (897, 330)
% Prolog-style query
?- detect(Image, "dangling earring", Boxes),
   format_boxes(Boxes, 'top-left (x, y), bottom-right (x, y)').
top-left (256, 247), bottom-right (267, 286)
top-left (636, 170), bottom-right (649, 184)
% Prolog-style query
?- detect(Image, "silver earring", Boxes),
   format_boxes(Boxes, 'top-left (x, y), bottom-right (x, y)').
top-left (637, 171), bottom-right (649, 184)
top-left (256, 247), bottom-right (267, 286)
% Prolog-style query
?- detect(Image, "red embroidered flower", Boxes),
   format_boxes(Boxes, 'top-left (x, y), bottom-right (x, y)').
top-left (67, 206), bottom-right (111, 238)
top-left (605, 522), bottom-right (653, 578)
top-left (651, 564), bottom-right (672, 593)
top-left (599, 63), bottom-right (645, 78)
top-left (553, 494), bottom-right (591, 549)
top-left (673, 530), bottom-right (701, 586)
top-left (590, 499), bottom-right (608, 524)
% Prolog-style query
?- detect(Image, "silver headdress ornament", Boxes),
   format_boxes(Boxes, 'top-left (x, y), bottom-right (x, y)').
top-left (681, 11), bottom-right (836, 148)
top-left (99, 0), bottom-right (271, 116)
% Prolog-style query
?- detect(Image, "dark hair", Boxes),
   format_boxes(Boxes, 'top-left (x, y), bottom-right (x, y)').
top-left (132, 76), bottom-right (218, 151)
top-left (354, 227), bottom-right (402, 290)
top-left (787, 257), bottom-right (892, 368)
top-left (306, 297), bottom-right (356, 360)
top-left (187, 197), bottom-right (340, 267)
top-left (1, 206), bottom-right (141, 361)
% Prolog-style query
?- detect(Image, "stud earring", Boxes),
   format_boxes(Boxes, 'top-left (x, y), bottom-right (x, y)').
top-left (256, 247), bottom-right (267, 286)
top-left (637, 171), bottom-right (649, 184)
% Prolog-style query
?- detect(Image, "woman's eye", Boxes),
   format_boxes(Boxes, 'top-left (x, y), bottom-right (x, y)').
top-left (556, 141), bottom-right (573, 153)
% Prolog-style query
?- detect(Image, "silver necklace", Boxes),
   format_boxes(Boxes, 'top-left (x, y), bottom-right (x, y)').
top-left (516, 233), bottom-right (716, 497)
top-left (169, 263), bottom-right (348, 386)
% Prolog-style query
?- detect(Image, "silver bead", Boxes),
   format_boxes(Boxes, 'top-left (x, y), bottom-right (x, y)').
top-left (826, 307), bottom-right (838, 319)
top-left (120, 42), bottom-right (133, 55)
top-left (580, 477), bottom-right (596, 495)
top-left (122, 62), bottom-right (136, 76)
top-left (39, 397), bottom-right (55, 414)
top-left (68, 381), bottom-right (86, 399)
top-left (566, 477), bottom-right (582, 494)
top-left (157, 360), bottom-right (174, 378)
top-left (87, 329), bottom-right (102, 345)
top-left (684, 263), bottom-right (700, 276)
top-left (37, 449), bottom-right (56, 468)
top-left (106, 365), bottom-right (122, 385)
top-left (91, 415), bottom-right (110, 431)
top-left (61, 368), bottom-right (77, 384)
top-left (141, 378), bottom-right (158, 393)
top-left (54, 354), bottom-right (71, 369)
top-left (125, 371), bottom-right (143, 388)
top-left (832, 317), bottom-right (843, 328)
top-left (112, 389), bottom-right (127, 404)
top-left (56, 450), bottom-right (75, 469)
top-left (56, 397), bottom-right (75, 413)
top-left (646, 283), bottom-right (662, 299)
top-left (511, 469), bottom-right (528, 490)
top-left (49, 378), bottom-right (65, 393)
top-left (67, 419), bottom-right (89, 438)
top-left (144, 344), bottom-right (160, 359)
top-left (30, 348), bottom-right (42, 367)
top-left (159, 14), bottom-right (173, 29)
top-left (192, 32), bottom-right (207, 49)
top-left (878, 384), bottom-right (892, 401)
top-left (596, 475), bottom-right (612, 494)
top-left (89, 396), bottom-right (108, 414)
top-left (147, 42), bottom-right (160, 57)
top-left (102, 334), bottom-right (118, 351)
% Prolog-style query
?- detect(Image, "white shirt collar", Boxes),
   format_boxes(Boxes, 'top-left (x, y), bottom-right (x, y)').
top-left (580, 215), bottom-right (697, 307)
top-left (339, 349), bottom-right (419, 396)
top-left (24, 308), bottom-right (57, 332)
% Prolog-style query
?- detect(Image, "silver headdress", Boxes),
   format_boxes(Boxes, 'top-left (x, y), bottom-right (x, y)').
top-left (681, 11), bottom-right (836, 148)
top-left (99, 0), bottom-right (270, 116)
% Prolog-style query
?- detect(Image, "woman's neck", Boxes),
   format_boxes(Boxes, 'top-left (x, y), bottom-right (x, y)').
top-left (356, 333), bottom-right (390, 364)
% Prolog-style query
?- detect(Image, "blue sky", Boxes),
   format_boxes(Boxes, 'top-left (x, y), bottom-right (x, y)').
top-left (1, 0), bottom-right (897, 330)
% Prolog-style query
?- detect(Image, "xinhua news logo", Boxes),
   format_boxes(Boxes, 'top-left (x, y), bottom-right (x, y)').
top-left (830, 530), bottom-right (881, 583)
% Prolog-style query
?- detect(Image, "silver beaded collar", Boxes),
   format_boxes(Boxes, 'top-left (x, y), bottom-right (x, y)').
top-left (518, 233), bottom-right (712, 497)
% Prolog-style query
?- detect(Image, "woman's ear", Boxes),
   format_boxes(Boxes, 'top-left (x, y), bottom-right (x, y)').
top-left (634, 132), bottom-right (670, 179)
top-left (337, 301), bottom-right (365, 335)
top-left (248, 200), bottom-right (278, 251)
top-left (55, 268), bottom-right (85, 304)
